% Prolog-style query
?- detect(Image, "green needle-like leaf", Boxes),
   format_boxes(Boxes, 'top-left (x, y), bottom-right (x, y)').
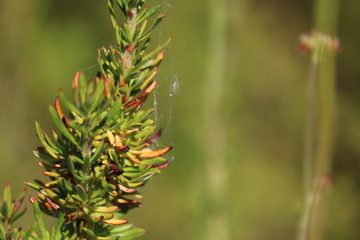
top-left (83, 227), bottom-right (97, 238)
top-left (49, 105), bottom-right (78, 146)
top-left (32, 201), bottom-right (50, 240)
top-left (22, 222), bottom-right (37, 240)
top-left (136, 4), bottom-right (162, 24)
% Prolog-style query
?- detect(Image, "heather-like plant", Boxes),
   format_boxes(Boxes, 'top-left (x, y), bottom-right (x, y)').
top-left (0, 0), bottom-right (173, 239)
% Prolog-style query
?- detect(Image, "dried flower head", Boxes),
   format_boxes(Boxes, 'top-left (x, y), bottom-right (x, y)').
top-left (298, 30), bottom-right (340, 55)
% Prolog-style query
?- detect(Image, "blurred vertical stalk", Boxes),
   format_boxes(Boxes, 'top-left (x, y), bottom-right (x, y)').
top-left (298, 0), bottom-right (339, 240)
top-left (202, 0), bottom-right (230, 239)
top-left (312, 0), bottom-right (339, 181)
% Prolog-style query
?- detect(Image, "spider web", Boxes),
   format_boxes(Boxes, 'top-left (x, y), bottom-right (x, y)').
top-left (151, 58), bottom-right (179, 150)
top-left (150, 0), bottom-right (179, 150)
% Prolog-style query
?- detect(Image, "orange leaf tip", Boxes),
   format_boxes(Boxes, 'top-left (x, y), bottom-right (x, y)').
top-left (29, 196), bottom-right (38, 204)
top-left (72, 71), bottom-right (81, 89)
top-left (95, 206), bottom-right (119, 213)
top-left (45, 197), bottom-right (60, 210)
top-left (43, 171), bottom-right (60, 177)
top-left (118, 184), bottom-right (136, 193)
top-left (145, 80), bottom-right (158, 94)
top-left (55, 97), bottom-right (64, 119)
top-left (102, 219), bottom-right (128, 225)
top-left (139, 146), bottom-right (173, 158)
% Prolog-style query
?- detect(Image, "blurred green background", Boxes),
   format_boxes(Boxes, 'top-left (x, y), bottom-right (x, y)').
top-left (1, 0), bottom-right (360, 239)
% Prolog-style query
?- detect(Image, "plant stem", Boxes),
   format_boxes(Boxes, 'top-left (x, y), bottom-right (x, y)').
top-left (312, 0), bottom-right (338, 188)
top-left (298, 58), bottom-right (319, 240)
top-left (303, 59), bottom-right (318, 198)
top-left (123, 7), bottom-right (137, 72)
top-left (203, 0), bottom-right (230, 239)
top-left (298, 1), bottom-right (339, 239)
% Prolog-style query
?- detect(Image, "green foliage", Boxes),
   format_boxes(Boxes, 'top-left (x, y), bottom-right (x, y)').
top-left (1, 0), bottom-right (173, 239)
top-left (0, 182), bottom-right (28, 240)
top-left (0, 183), bottom-right (52, 240)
